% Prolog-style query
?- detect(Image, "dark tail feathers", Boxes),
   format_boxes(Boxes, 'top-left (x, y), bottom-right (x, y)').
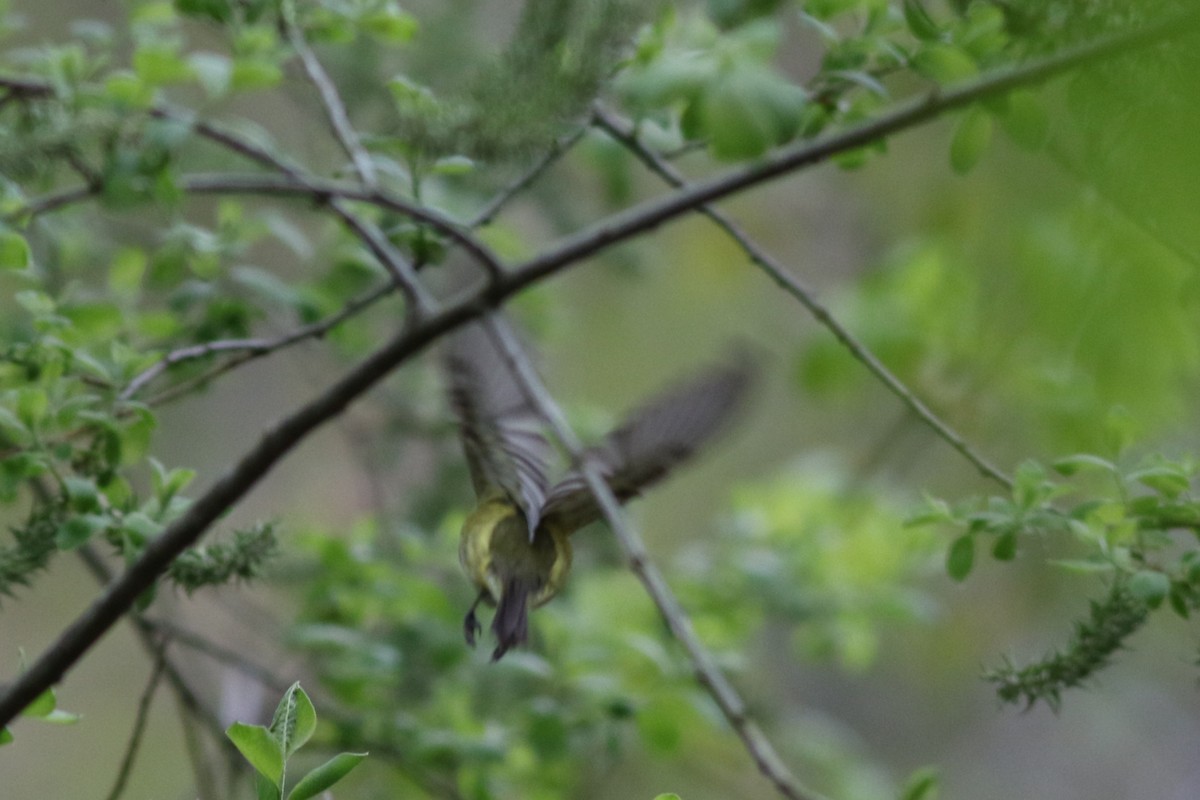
top-left (491, 577), bottom-right (539, 661)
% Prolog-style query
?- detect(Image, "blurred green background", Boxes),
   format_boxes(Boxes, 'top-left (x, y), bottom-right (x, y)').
top-left (2, 1), bottom-right (1200, 799)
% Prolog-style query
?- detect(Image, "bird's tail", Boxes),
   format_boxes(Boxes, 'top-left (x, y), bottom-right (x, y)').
top-left (491, 577), bottom-right (539, 660)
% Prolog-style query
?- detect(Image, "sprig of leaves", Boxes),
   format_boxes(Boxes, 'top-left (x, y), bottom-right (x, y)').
top-left (915, 453), bottom-right (1200, 707)
top-left (226, 682), bottom-right (366, 800)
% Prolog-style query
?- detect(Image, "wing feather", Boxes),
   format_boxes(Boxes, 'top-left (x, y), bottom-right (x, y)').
top-left (539, 358), bottom-right (754, 533)
top-left (444, 321), bottom-right (553, 535)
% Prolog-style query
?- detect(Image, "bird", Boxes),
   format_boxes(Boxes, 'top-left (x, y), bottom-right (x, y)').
top-left (444, 321), bottom-right (753, 660)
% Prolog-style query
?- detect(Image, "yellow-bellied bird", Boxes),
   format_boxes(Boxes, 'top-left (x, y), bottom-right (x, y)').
top-left (445, 323), bottom-right (753, 660)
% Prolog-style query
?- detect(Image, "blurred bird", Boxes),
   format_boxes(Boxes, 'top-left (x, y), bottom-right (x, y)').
top-left (444, 322), bottom-right (753, 660)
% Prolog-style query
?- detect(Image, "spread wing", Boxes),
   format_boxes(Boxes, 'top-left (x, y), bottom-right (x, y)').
top-left (539, 358), bottom-right (754, 533)
top-left (444, 321), bottom-right (553, 536)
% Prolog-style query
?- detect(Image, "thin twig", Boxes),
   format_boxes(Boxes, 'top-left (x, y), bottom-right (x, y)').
top-left (120, 280), bottom-right (395, 401)
top-left (178, 172), bottom-right (504, 278)
top-left (591, 105), bottom-right (1012, 489)
top-left (467, 123), bottom-right (591, 229)
top-left (281, 0), bottom-right (377, 188)
top-left (0, 15), bottom-right (1190, 727)
top-left (103, 651), bottom-right (166, 800)
top-left (74, 544), bottom-right (244, 777)
top-left (480, 314), bottom-right (828, 800)
top-left (145, 617), bottom-right (293, 693)
top-left (173, 114), bottom-right (434, 313)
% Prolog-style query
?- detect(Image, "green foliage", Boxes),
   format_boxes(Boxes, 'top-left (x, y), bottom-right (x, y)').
top-left (167, 522), bottom-right (278, 592)
top-left (391, 0), bottom-right (647, 162)
top-left (0, 674), bottom-right (80, 745)
top-left (985, 582), bottom-right (1149, 711)
top-left (916, 452), bottom-right (1200, 706)
top-left (682, 461), bottom-right (940, 669)
top-left (226, 682), bottom-right (366, 800)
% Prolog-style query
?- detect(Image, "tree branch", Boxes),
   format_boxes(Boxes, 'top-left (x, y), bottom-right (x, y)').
top-left (480, 315), bottom-right (829, 800)
top-left (120, 280), bottom-right (395, 401)
top-left (466, 123), bottom-right (591, 229)
top-left (281, 0), bottom-right (378, 188)
top-left (591, 105), bottom-right (1012, 489)
top-left (102, 650), bottom-right (165, 800)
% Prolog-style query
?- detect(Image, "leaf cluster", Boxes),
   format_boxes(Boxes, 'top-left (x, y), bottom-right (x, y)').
top-left (915, 453), bottom-right (1200, 707)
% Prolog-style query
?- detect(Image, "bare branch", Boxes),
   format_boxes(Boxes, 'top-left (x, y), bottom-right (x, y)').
top-left (75, 544), bottom-right (243, 771)
top-left (103, 650), bottom-right (166, 800)
top-left (467, 123), bottom-right (591, 229)
top-left (281, 0), bottom-right (378, 188)
top-left (480, 315), bottom-right (829, 800)
top-left (121, 280), bottom-right (396, 401)
top-left (591, 105), bottom-right (1012, 489)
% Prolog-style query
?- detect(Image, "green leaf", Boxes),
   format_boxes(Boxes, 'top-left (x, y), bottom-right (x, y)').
top-left (0, 726), bottom-right (12, 745)
top-left (64, 476), bottom-right (102, 512)
top-left (898, 766), bottom-right (940, 800)
top-left (0, 405), bottom-right (31, 445)
top-left (257, 772), bottom-right (281, 800)
top-left (361, 7), bottom-right (417, 43)
top-left (122, 511), bottom-right (164, 541)
top-left (1052, 454), bottom-right (1117, 476)
top-left (431, 155), bottom-right (476, 176)
top-left (636, 693), bottom-right (690, 753)
top-left (230, 56), bottom-right (283, 91)
top-left (227, 722), bottom-right (284, 788)
top-left (134, 43), bottom-right (195, 85)
top-left (949, 106), bottom-right (992, 175)
top-left (703, 65), bottom-right (805, 160)
top-left (15, 290), bottom-right (55, 316)
top-left (105, 71), bottom-right (155, 107)
top-left (56, 514), bottom-right (111, 550)
top-left (912, 44), bottom-right (977, 83)
top-left (946, 534), bottom-right (975, 581)
top-left (991, 529), bottom-right (1017, 561)
top-left (0, 229), bottom-right (31, 271)
top-left (23, 687), bottom-right (57, 718)
top-left (286, 752), bottom-right (368, 800)
top-left (269, 682), bottom-right (317, 758)
top-left (16, 388), bottom-right (48, 430)
top-left (1128, 570), bottom-right (1169, 608)
top-left (189, 51), bottom-right (233, 97)
top-left (902, 0), bottom-right (940, 41)
top-left (1128, 467), bottom-right (1190, 499)
top-left (653, 795), bottom-right (682, 800)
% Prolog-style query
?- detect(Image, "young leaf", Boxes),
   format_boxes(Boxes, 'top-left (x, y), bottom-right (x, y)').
top-left (0, 229), bottom-right (31, 271)
top-left (946, 534), bottom-right (975, 581)
top-left (1128, 570), bottom-right (1170, 608)
top-left (286, 752), bottom-right (368, 800)
top-left (269, 682), bottom-right (317, 758)
top-left (912, 44), bottom-right (977, 83)
top-left (902, 0), bottom-right (941, 41)
top-left (22, 687), bottom-right (58, 718)
top-left (1052, 454), bottom-right (1116, 476)
top-left (227, 722), bottom-right (285, 788)
top-left (992, 529), bottom-right (1018, 561)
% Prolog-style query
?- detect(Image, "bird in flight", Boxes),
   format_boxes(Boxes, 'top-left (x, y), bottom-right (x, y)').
top-left (445, 321), bottom-right (753, 660)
